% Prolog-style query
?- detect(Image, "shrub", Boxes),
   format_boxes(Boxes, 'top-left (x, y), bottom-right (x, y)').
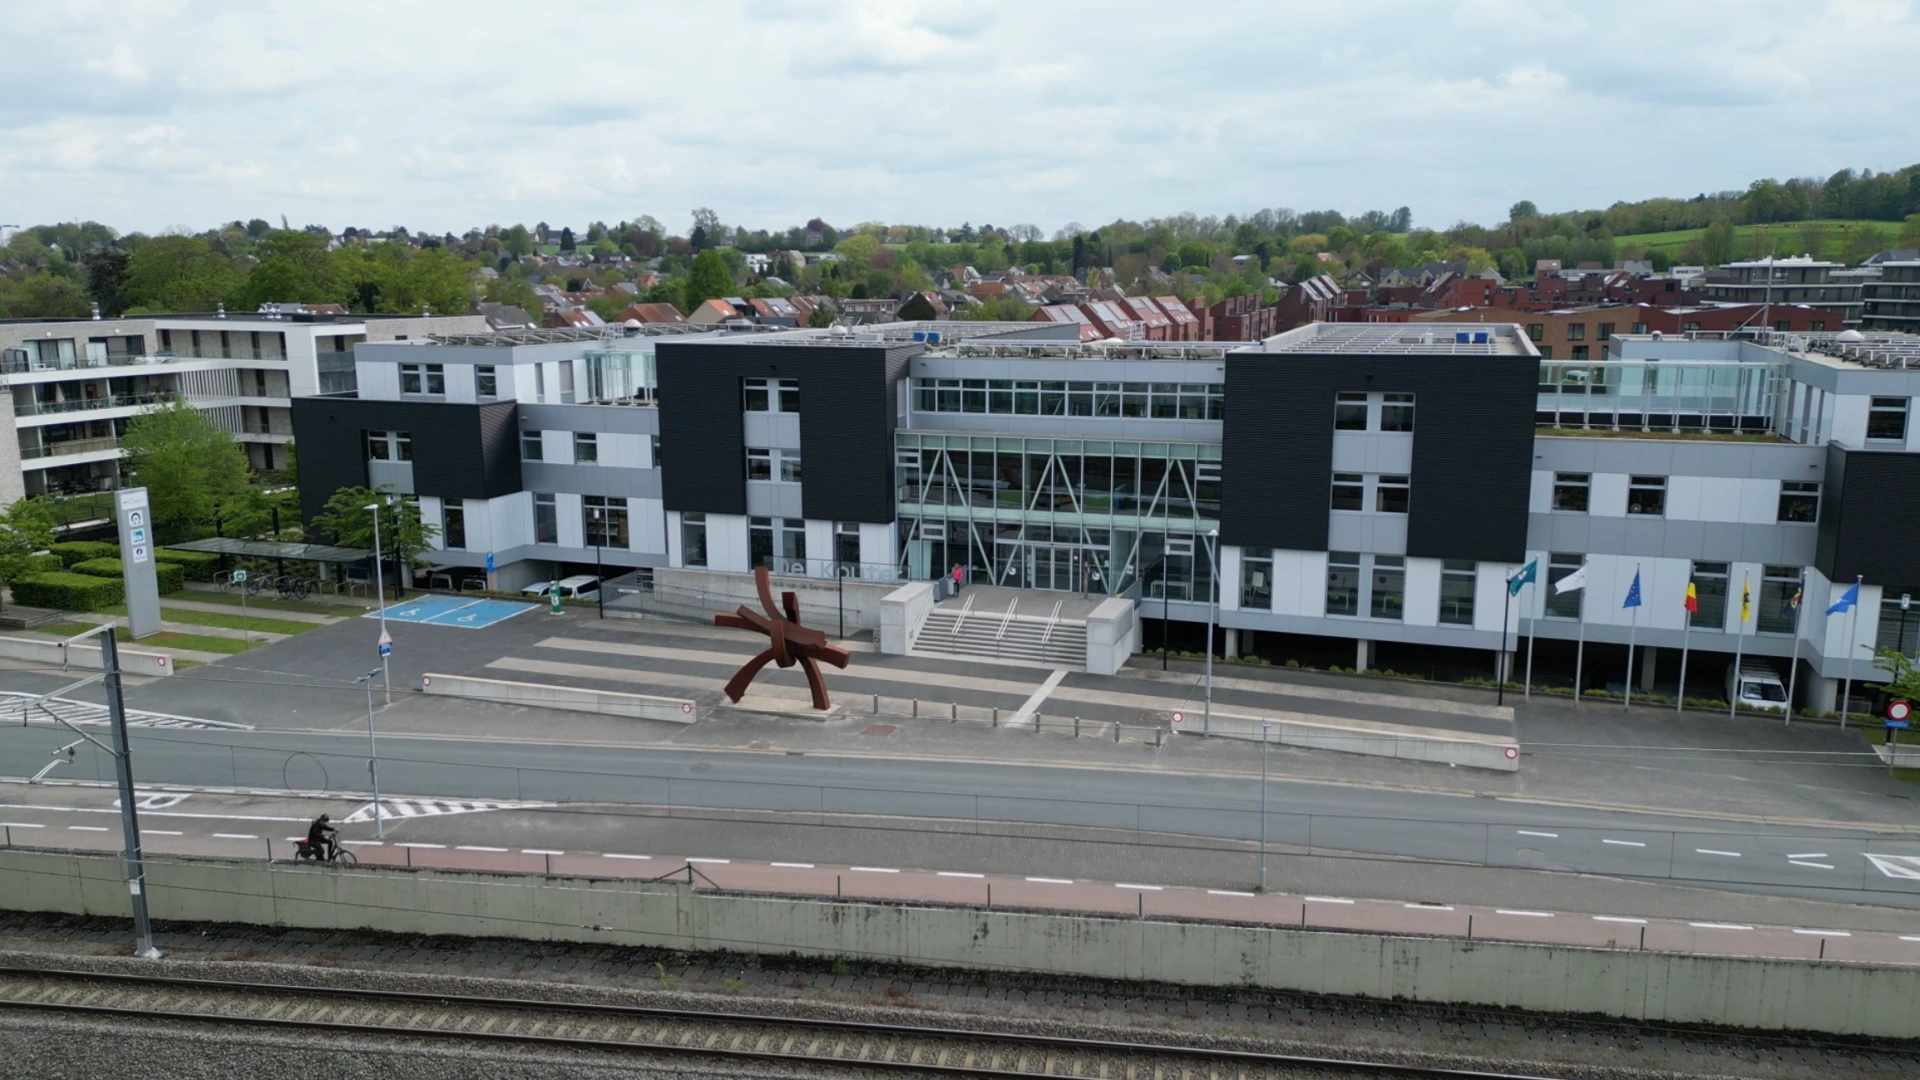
top-left (12, 572), bottom-right (125, 611)
top-left (49, 541), bottom-right (119, 567)
top-left (25, 553), bottom-right (62, 574)
top-left (154, 549), bottom-right (220, 581)
top-left (71, 557), bottom-right (186, 594)
top-left (1285, 659), bottom-right (1301, 669)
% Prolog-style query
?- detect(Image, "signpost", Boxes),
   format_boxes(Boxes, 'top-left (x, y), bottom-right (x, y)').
top-left (115, 489), bottom-right (162, 640)
top-left (485, 551), bottom-right (496, 593)
top-left (377, 629), bottom-right (393, 658)
top-left (232, 570), bottom-right (250, 646)
top-left (1889, 701), bottom-right (1912, 774)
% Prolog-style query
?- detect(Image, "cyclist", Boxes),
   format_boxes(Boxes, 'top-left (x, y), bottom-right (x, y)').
top-left (306, 813), bottom-right (338, 862)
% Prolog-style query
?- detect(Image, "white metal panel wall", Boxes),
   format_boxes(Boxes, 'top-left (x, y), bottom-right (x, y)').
top-left (542, 430), bottom-right (574, 465)
top-left (556, 493), bottom-right (585, 549)
top-left (707, 514), bottom-right (750, 573)
top-left (1830, 395), bottom-right (1869, 447)
top-left (859, 522), bottom-right (895, 571)
top-left (1588, 473), bottom-right (1629, 517)
top-left (513, 364), bottom-right (539, 403)
top-left (1473, 563), bottom-right (1513, 634)
top-left (1736, 479), bottom-right (1779, 524)
top-left (632, 498), bottom-right (665, 554)
top-left (490, 492), bottom-right (532, 551)
top-left (355, 361), bottom-right (401, 401)
top-left (666, 510), bottom-right (684, 566)
top-left (1528, 470), bottom-right (1552, 513)
top-left (445, 366), bottom-right (476, 404)
top-left (1270, 549), bottom-right (1327, 619)
top-left (1403, 557), bottom-right (1441, 627)
top-left (805, 519), bottom-right (835, 573)
top-left (1219, 546), bottom-right (1243, 611)
top-left (418, 495), bottom-right (443, 533)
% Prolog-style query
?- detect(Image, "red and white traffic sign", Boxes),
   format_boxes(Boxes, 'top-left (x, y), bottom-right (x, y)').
top-left (421, 675), bottom-right (432, 688)
top-left (681, 702), bottom-right (693, 714)
top-left (1889, 701), bottom-right (1911, 723)
top-left (1504, 746), bottom-right (1519, 760)
top-left (1171, 710), bottom-right (1185, 726)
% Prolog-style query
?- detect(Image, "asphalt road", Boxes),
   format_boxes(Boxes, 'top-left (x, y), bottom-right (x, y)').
top-left (5, 721), bottom-right (1918, 909)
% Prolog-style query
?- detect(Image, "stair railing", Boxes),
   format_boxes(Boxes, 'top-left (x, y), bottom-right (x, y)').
top-left (1040, 599), bottom-right (1064, 645)
top-left (994, 598), bottom-right (1019, 641)
top-left (948, 593), bottom-right (977, 635)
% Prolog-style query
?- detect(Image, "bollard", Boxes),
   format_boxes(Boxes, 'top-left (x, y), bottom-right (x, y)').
top-left (837, 874), bottom-right (842, 899)
top-left (912, 699), bottom-right (918, 718)
top-left (873, 694), bottom-right (879, 714)
top-left (1113, 722), bottom-right (1120, 743)
top-left (1154, 728), bottom-right (1163, 748)
top-left (1074, 716), bottom-right (1080, 738)
top-left (1467, 914), bottom-right (1473, 940)
top-left (986, 882), bottom-right (992, 908)
top-left (992, 708), bottom-right (999, 728)
top-left (545, 853), bottom-right (552, 876)
top-left (951, 702), bottom-right (958, 722)
top-left (1639, 926), bottom-right (1646, 951)
top-left (1820, 938), bottom-right (1826, 959)
top-left (1137, 892), bottom-right (1144, 918)
top-left (1300, 904), bottom-right (1306, 927)
top-left (407, 847), bottom-right (413, 868)
top-left (264, 839), bottom-right (272, 863)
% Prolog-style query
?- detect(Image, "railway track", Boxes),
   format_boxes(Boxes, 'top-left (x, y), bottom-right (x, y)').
top-left (0, 965), bottom-right (1572, 1079)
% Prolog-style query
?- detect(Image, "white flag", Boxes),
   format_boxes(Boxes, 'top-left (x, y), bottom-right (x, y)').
top-left (1553, 564), bottom-right (1588, 594)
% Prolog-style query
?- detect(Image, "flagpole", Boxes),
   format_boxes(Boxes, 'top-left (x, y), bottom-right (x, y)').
top-left (1524, 584), bottom-right (1535, 701)
top-left (1497, 568), bottom-right (1513, 708)
top-left (1784, 590), bottom-right (1803, 726)
top-left (1624, 563), bottom-right (1640, 709)
top-left (1573, 583), bottom-right (1586, 705)
top-left (1677, 609), bottom-right (1692, 714)
top-left (1729, 571), bottom-right (1749, 720)
top-left (1840, 574), bottom-right (1863, 730)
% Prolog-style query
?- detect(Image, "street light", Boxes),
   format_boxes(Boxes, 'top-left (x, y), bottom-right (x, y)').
top-left (1204, 528), bottom-right (1218, 734)
top-left (591, 506), bottom-right (605, 619)
top-left (366, 501), bottom-right (391, 702)
top-left (1258, 717), bottom-right (1274, 892)
top-left (354, 667), bottom-right (386, 838)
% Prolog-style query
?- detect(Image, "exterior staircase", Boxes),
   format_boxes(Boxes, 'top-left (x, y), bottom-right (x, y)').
top-left (914, 600), bottom-right (1087, 669)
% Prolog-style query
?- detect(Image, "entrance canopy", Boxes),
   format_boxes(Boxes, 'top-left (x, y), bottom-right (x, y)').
top-left (166, 538), bottom-right (373, 564)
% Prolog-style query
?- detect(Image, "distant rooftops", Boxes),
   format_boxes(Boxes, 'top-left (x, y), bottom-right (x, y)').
top-left (1259, 322), bottom-right (1535, 357)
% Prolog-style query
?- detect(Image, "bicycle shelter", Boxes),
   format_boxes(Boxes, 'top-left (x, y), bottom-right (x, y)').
top-left (165, 538), bottom-right (377, 598)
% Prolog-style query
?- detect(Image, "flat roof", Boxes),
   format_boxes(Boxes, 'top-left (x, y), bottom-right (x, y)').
top-left (168, 538), bottom-right (373, 563)
top-left (1259, 322), bottom-right (1535, 357)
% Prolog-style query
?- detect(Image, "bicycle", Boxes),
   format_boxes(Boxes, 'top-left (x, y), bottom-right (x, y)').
top-left (292, 838), bottom-right (356, 866)
top-left (276, 575), bottom-right (312, 601)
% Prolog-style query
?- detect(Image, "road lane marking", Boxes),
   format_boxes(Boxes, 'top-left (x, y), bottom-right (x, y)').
top-left (1516, 830), bottom-right (1558, 838)
top-left (1792, 929), bottom-right (1852, 936)
top-left (1026, 877), bottom-right (1072, 884)
top-left (770, 862), bottom-right (813, 868)
top-left (1116, 883), bottom-right (1163, 891)
top-left (457, 846), bottom-right (509, 852)
top-left (851, 867), bottom-right (899, 874)
top-left (1696, 849), bottom-right (1742, 857)
top-left (1602, 839), bottom-right (1646, 847)
top-left (1690, 922), bottom-right (1752, 930)
top-left (937, 871), bottom-right (983, 878)
top-left (522, 849), bottom-right (563, 855)
top-left (1863, 853), bottom-right (1920, 879)
top-left (69, 826), bottom-right (107, 832)
top-left (1010, 669), bottom-right (1069, 726)
top-left (1787, 853), bottom-right (1829, 859)
top-left (1, 823), bottom-right (44, 829)
top-left (145, 830), bottom-right (182, 836)
top-left (1594, 916), bottom-right (1647, 924)
top-left (687, 857), bottom-right (729, 864)
top-left (1497, 909), bottom-right (1554, 918)
top-left (1207, 889), bottom-right (1255, 897)
top-left (343, 840), bottom-right (384, 847)
top-left (603, 853), bottom-right (651, 860)
top-left (397, 843), bottom-right (445, 849)
top-left (1790, 861), bottom-right (1836, 870)
top-left (1405, 903), bottom-right (1453, 910)
top-left (1900, 935), bottom-right (1920, 942)
top-left (212, 833), bottom-right (257, 840)
top-left (0, 803), bottom-right (306, 823)
top-left (1305, 896), bottom-right (1354, 904)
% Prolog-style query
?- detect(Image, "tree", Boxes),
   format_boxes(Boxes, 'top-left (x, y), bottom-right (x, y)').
top-left (83, 247), bottom-right (132, 316)
top-left (228, 230), bottom-right (345, 311)
top-left (124, 234), bottom-right (238, 312)
top-left (559, 226), bottom-right (576, 252)
top-left (121, 399), bottom-right (251, 543)
top-left (312, 486), bottom-right (437, 571)
top-left (0, 497), bottom-right (55, 612)
top-left (1867, 646), bottom-right (1920, 708)
top-left (501, 224), bottom-right (534, 258)
top-left (1700, 219), bottom-right (1738, 266)
top-left (0, 272), bottom-right (92, 318)
top-left (682, 249), bottom-right (733, 313)
top-left (805, 303), bottom-right (835, 328)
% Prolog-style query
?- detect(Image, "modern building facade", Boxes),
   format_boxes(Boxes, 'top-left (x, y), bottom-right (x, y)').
top-left (1862, 260), bottom-right (1920, 332)
top-left (1700, 257), bottom-right (1864, 327)
top-left (293, 319), bottom-right (1920, 710)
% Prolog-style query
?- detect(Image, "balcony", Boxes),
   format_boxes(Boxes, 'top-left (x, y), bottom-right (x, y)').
top-left (0, 352), bottom-right (185, 375)
top-left (13, 392), bottom-right (169, 418)
top-left (19, 436), bottom-right (120, 461)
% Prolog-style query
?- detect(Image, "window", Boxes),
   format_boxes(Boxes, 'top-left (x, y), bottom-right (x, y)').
top-left (442, 501), bottom-right (466, 548)
top-left (475, 365), bottom-right (497, 397)
top-left (521, 432), bottom-right (543, 461)
top-left (744, 377), bottom-right (799, 412)
top-left (1334, 391), bottom-right (1368, 430)
top-left (1375, 475), bottom-right (1410, 514)
top-left (749, 516), bottom-right (773, 569)
top-left (1327, 552), bottom-right (1361, 617)
top-left (1778, 481), bottom-right (1819, 523)
top-left (400, 363), bottom-right (422, 394)
top-left (1689, 562), bottom-right (1728, 630)
top-left (1682, 321), bottom-right (1701, 332)
top-left (574, 432), bottom-right (598, 464)
top-left (1597, 323), bottom-right (1614, 341)
top-left (365, 430), bottom-right (411, 462)
top-left (1545, 553), bottom-right (1584, 619)
top-left (1809, 320), bottom-right (1826, 332)
top-left (746, 447), bottom-right (773, 481)
top-left (1440, 559), bottom-right (1475, 626)
top-left (1538, 346), bottom-right (1552, 359)
top-left (1526, 324), bottom-right (1544, 342)
top-left (681, 512), bottom-right (708, 567)
top-left (399, 363), bottom-right (444, 395)
top-left (1868, 396), bottom-right (1908, 442)
top-left (1552, 472), bottom-right (1590, 512)
top-left (1567, 323), bottom-right (1586, 341)
top-left (1331, 473), bottom-right (1365, 511)
top-left (1630, 322), bottom-right (1648, 335)
top-left (1570, 345), bottom-right (1589, 361)
top-left (1371, 555), bottom-right (1405, 620)
top-left (1774, 321), bottom-right (1791, 332)
top-left (1628, 475), bottom-right (1666, 516)
top-left (649, 434), bottom-right (662, 469)
top-left (835, 522), bottom-right (861, 570)
top-left (1240, 547), bottom-right (1273, 610)
top-left (743, 378), bottom-right (769, 412)
top-left (534, 494), bottom-right (557, 544)
top-left (1379, 392), bottom-right (1414, 432)
top-left (1757, 565), bottom-right (1802, 635)
top-left (780, 451), bottom-right (802, 483)
top-left (1877, 593), bottom-right (1919, 655)
top-left (779, 518), bottom-right (805, 563)
top-left (584, 495), bottom-right (628, 548)
top-left (747, 447), bottom-right (800, 482)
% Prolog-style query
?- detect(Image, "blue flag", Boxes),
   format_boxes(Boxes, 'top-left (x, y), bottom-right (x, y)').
top-left (1826, 581), bottom-right (1859, 616)
top-left (1508, 559), bottom-right (1537, 597)
top-left (1623, 569), bottom-right (1642, 609)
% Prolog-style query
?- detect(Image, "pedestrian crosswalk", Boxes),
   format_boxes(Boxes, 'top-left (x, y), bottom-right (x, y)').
top-left (342, 797), bottom-right (551, 823)
top-left (0, 691), bottom-right (253, 731)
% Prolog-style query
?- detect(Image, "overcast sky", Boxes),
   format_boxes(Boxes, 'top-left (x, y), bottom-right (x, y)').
top-left (5, 0), bottom-right (1918, 238)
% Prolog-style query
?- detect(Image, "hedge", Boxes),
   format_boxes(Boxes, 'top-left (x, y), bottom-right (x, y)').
top-left (49, 541), bottom-right (119, 567)
top-left (71, 558), bottom-right (186, 595)
top-left (12, 572), bottom-right (125, 611)
top-left (155, 549), bottom-right (221, 581)
top-left (25, 553), bottom-right (63, 574)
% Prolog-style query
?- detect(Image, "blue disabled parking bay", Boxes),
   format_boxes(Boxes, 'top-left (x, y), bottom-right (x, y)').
top-left (365, 596), bottom-right (536, 629)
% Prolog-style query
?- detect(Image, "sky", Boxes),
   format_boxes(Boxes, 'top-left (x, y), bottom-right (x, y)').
top-left (4, 0), bottom-right (1919, 239)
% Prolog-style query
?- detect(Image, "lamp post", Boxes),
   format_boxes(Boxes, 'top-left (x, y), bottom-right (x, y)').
top-left (1258, 717), bottom-right (1273, 892)
top-left (355, 667), bottom-right (386, 838)
top-left (592, 507), bottom-right (605, 620)
top-left (366, 502), bottom-right (391, 702)
top-left (1204, 528), bottom-right (1218, 734)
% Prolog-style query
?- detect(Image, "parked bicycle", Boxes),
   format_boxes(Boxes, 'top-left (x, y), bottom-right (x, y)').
top-left (276, 575), bottom-right (313, 600)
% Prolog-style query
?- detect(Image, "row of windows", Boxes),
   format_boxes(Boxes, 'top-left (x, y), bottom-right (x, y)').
top-left (911, 379), bottom-right (1225, 421)
top-left (1550, 473), bottom-right (1820, 523)
top-left (1316, 552), bottom-right (1476, 624)
top-left (1333, 392), bottom-right (1415, 432)
top-left (744, 377), bottom-right (799, 412)
top-left (521, 432), bottom-right (662, 466)
top-left (1331, 473), bottom-right (1409, 514)
top-left (746, 447), bottom-right (802, 482)
top-left (1525, 322), bottom-right (1617, 343)
top-left (1544, 556), bottom-right (1803, 634)
top-left (678, 513), bottom-right (862, 571)
top-left (400, 363), bottom-right (499, 397)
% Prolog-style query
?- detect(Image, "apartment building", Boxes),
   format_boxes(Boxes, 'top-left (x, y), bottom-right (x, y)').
top-left (289, 318), bottom-right (1920, 710)
top-left (1415, 304), bottom-right (1839, 363)
top-left (0, 308), bottom-right (485, 507)
top-left (1862, 260), bottom-right (1920, 332)
top-left (1701, 257), bottom-right (1864, 327)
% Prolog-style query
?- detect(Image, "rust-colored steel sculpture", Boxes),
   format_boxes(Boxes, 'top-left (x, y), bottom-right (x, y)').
top-left (714, 567), bottom-right (851, 710)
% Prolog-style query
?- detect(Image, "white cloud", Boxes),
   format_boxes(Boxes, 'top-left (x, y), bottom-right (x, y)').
top-left (0, 0), bottom-right (1915, 234)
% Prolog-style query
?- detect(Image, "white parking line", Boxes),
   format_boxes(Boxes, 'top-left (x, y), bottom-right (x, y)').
top-left (1, 823), bottom-right (44, 829)
top-left (1207, 889), bottom-right (1255, 897)
top-left (1792, 928), bottom-right (1852, 937)
top-left (602, 853), bottom-right (650, 860)
top-left (770, 862), bottom-right (814, 869)
top-left (1405, 903), bottom-right (1454, 911)
top-left (1026, 877), bottom-right (1073, 884)
top-left (1601, 839), bottom-right (1646, 847)
top-left (521, 849), bottom-right (562, 855)
top-left (145, 830), bottom-right (182, 836)
top-left (687, 857), bottom-right (729, 865)
top-left (1787, 853), bottom-right (1829, 859)
top-left (1497, 909), bottom-right (1554, 918)
top-left (1790, 860), bottom-right (1836, 870)
top-left (69, 826), bottom-right (107, 832)
top-left (1116, 883), bottom-right (1163, 891)
top-left (1690, 922), bottom-right (1752, 930)
top-left (212, 833), bottom-right (256, 840)
top-left (456, 846), bottom-right (508, 852)
top-left (1594, 915), bottom-right (1648, 924)
top-left (1516, 830), bottom-right (1559, 838)
top-left (937, 871), bottom-right (983, 879)
top-left (850, 867), bottom-right (899, 874)
top-left (1900, 935), bottom-right (1920, 942)
top-left (1305, 896), bottom-right (1354, 904)
top-left (1696, 848), bottom-right (1742, 857)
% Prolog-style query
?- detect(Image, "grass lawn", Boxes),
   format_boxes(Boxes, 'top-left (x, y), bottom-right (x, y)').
top-left (156, 608), bottom-right (316, 636)
top-left (36, 621), bottom-right (113, 638)
top-left (132, 630), bottom-right (254, 654)
top-left (1616, 219), bottom-right (1895, 260)
top-left (171, 590), bottom-right (368, 617)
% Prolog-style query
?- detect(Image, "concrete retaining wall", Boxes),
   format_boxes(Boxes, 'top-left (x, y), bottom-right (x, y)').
top-left (1195, 712), bottom-right (1519, 772)
top-left (421, 672), bottom-right (697, 723)
top-left (6, 849), bottom-right (1913, 1038)
top-left (655, 568), bottom-right (897, 633)
top-left (1085, 598), bottom-right (1137, 676)
top-left (879, 581), bottom-right (936, 655)
top-left (0, 635), bottom-right (174, 678)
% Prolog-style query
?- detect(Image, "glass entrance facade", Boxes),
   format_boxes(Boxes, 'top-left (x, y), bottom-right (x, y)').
top-left (895, 432), bottom-right (1220, 597)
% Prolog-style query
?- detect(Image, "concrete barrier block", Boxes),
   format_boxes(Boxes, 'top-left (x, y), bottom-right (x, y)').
top-left (0, 635), bottom-right (174, 677)
top-left (421, 673), bottom-right (698, 723)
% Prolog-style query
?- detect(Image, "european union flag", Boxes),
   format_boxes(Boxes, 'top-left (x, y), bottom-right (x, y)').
top-left (1623, 569), bottom-right (1643, 609)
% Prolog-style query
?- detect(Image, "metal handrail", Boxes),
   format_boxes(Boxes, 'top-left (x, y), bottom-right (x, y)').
top-left (948, 593), bottom-right (976, 635)
top-left (993, 598), bottom-right (1019, 641)
top-left (1040, 599), bottom-right (1064, 645)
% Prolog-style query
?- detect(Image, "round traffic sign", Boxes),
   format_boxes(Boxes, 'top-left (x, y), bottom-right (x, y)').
top-left (421, 675), bottom-right (432, 688)
top-left (1171, 710), bottom-right (1184, 726)
top-left (1890, 701), bottom-right (1912, 722)
top-left (681, 702), bottom-right (693, 714)
top-left (1504, 746), bottom-right (1519, 760)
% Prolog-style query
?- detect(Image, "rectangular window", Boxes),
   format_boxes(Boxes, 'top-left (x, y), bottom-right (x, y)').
top-left (1552, 472), bottom-right (1590, 512)
top-left (521, 432), bottom-right (543, 461)
top-left (1757, 565), bottom-right (1802, 635)
top-left (1545, 553), bottom-right (1584, 620)
top-left (365, 431), bottom-right (411, 462)
top-left (1868, 396), bottom-right (1908, 442)
top-left (534, 494), bottom-right (557, 544)
top-left (442, 501), bottom-right (466, 548)
top-left (1877, 593), bottom-right (1920, 655)
top-left (1334, 391), bottom-right (1368, 430)
top-left (1526, 324), bottom-right (1544, 342)
top-left (649, 434), bottom-right (661, 469)
top-left (743, 378), bottom-right (770, 412)
top-left (400, 363), bottom-right (422, 395)
top-left (1809, 320), bottom-right (1826, 332)
top-left (681, 512), bottom-right (707, 567)
top-left (425, 364), bottom-right (445, 394)
top-left (1630, 322), bottom-right (1648, 334)
top-left (776, 378), bottom-right (799, 413)
top-left (1375, 475), bottom-right (1410, 514)
top-left (749, 516), bottom-right (774, 569)
top-left (1240, 546), bottom-right (1273, 611)
top-left (1327, 552), bottom-right (1361, 617)
top-left (779, 451), bottom-right (802, 483)
top-left (574, 432), bottom-right (598, 464)
top-left (1778, 481), bottom-right (1819, 523)
top-left (778, 517), bottom-right (805, 563)
top-left (1330, 472), bottom-right (1365, 511)
top-left (835, 522), bottom-right (861, 569)
top-left (745, 447), bottom-right (773, 481)
top-left (1370, 555), bottom-right (1405, 621)
top-left (475, 365), bottom-right (497, 397)
top-left (584, 495), bottom-right (629, 548)
top-left (1538, 345), bottom-right (1553, 359)
top-left (1627, 475), bottom-right (1666, 516)
top-left (1440, 559), bottom-right (1476, 626)
top-left (1597, 323), bottom-right (1614, 341)
top-left (1379, 392), bottom-right (1414, 432)
top-left (743, 377), bottom-right (800, 412)
top-left (1570, 345), bottom-right (1589, 361)
top-left (1690, 561), bottom-right (1728, 630)
top-left (1566, 323), bottom-right (1586, 341)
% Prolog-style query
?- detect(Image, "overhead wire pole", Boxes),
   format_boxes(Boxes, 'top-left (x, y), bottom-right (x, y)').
top-left (356, 667), bottom-right (386, 838)
top-left (98, 628), bottom-right (160, 959)
top-left (366, 500), bottom-right (391, 703)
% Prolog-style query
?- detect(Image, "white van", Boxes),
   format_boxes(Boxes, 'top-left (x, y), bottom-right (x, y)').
top-left (1726, 660), bottom-right (1788, 713)
top-left (521, 575), bottom-right (601, 603)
